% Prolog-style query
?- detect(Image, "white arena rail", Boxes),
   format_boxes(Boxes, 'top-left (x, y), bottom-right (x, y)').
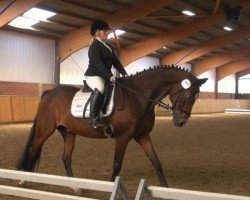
top-left (0, 168), bottom-right (130, 200)
top-left (225, 109), bottom-right (250, 114)
top-left (135, 179), bottom-right (250, 200)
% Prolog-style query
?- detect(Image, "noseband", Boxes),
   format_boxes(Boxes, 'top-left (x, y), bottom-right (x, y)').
top-left (170, 87), bottom-right (199, 117)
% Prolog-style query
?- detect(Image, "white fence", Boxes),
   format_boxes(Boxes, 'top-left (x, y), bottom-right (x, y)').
top-left (1, 169), bottom-right (249, 200)
top-left (0, 168), bottom-right (130, 200)
top-left (135, 179), bottom-right (250, 200)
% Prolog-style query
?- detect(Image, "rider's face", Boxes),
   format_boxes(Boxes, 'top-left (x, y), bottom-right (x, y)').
top-left (95, 29), bottom-right (110, 41)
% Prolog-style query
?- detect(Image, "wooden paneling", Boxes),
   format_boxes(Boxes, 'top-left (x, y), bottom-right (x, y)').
top-left (24, 96), bottom-right (40, 120)
top-left (0, 94), bottom-right (250, 122)
top-left (192, 99), bottom-right (250, 113)
top-left (0, 96), bottom-right (12, 122)
top-left (0, 96), bottom-right (39, 123)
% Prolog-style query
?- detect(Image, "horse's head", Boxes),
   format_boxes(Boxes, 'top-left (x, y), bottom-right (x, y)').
top-left (169, 77), bottom-right (208, 127)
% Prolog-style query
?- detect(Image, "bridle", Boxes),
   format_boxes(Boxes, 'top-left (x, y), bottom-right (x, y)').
top-left (170, 88), bottom-right (191, 117)
top-left (170, 86), bottom-right (200, 117)
top-left (116, 80), bottom-right (198, 117)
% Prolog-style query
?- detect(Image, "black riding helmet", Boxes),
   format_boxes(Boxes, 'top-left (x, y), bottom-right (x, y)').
top-left (90, 20), bottom-right (111, 36)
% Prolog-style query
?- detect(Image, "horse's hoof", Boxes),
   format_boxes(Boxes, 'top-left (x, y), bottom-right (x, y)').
top-left (72, 187), bottom-right (79, 193)
top-left (72, 188), bottom-right (84, 196)
top-left (18, 180), bottom-right (27, 187)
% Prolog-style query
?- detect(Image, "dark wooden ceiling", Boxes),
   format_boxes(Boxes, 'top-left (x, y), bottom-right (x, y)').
top-left (1, 0), bottom-right (250, 77)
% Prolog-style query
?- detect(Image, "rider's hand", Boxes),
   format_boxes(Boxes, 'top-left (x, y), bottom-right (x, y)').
top-left (110, 76), bottom-right (116, 82)
top-left (123, 73), bottom-right (129, 77)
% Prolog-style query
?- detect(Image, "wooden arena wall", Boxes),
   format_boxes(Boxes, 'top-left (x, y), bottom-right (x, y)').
top-left (0, 81), bottom-right (250, 122)
top-left (156, 98), bottom-right (250, 115)
top-left (0, 81), bottom-right (57, 123)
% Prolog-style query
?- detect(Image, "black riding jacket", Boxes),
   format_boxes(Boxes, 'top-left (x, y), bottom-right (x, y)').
top-left (84, 39), bottom-right (127, 81)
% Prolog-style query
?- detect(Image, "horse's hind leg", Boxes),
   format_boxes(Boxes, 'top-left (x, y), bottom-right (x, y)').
top-left (135, 134), bottom-right (168, 187)
top-left (26, 121), bottom-right (56, 172)
top-left (57, 126), bottom-right (76, 177)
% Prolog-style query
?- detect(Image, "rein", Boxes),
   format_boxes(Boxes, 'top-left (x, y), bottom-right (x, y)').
top-left (170, 87), bottom-right (199, 117)
top-left (115, 81), bottom-right (172, 111)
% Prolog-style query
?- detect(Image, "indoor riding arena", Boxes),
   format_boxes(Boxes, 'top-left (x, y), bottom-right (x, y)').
top-left (0, 0), bottom-right (250, 200)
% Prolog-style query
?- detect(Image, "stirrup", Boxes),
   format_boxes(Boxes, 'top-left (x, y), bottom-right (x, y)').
top-left (90, 118), bottom-right (102, 128)
top-left (104, 126), bottom-right (114, 138)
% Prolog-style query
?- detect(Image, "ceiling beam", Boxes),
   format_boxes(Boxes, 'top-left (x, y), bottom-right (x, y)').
top-left (119, 12), bottom-right (224, 66)
top-left (0, 0), bottom-right (15, 15)
top-left (161, 26), bottom-right (250, 65)
top-left (4, 26), bottom-right (60, 39)
top-left (218, 58), bottom-right (250, 80)
top-left (37, 5), bottom-right (94, 22)
top-left (47, 19), bottom-right (81, 29)
top-left (119, 0), bottom-right (250, 66)
top-left (120, 1), bottom-right (250, 66)
top-left (59, 0), bottom-right (175, 62)
top-left (237, 68), bottom-right (250, 78)
top-left (212, 0), bottom-right (221, 15)
top-left (193, 45), bottom-right (250, 76)
top-left (60, 0), bottom-right (111, 14)
top-left (0, 0), bottom-right (42, 28)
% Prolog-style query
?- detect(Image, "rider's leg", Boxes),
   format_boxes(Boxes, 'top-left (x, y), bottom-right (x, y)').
top-left (89, 88), bottom-right (104, 128)
top-left (85, 76), bottom-right (105, 128)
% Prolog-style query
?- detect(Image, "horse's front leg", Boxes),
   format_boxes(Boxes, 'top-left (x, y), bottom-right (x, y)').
top-left (135, 134), bottom-right (168, 187)
top-left (57, 126), bottom-right (76, 177)
top-left (111, 137), bottom-right (130, 181)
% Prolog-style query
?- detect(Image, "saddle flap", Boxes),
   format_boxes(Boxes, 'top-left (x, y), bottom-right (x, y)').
top-left (71, 85), bottom-right (115, 118)
top-left (102, 84), bottom-right (114, 114)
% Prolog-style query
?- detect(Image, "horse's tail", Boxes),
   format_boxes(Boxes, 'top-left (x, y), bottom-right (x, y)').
top-left (16, 90), bottom-right (49, 171)
top-left (16, 116), bottom-right (39, 171)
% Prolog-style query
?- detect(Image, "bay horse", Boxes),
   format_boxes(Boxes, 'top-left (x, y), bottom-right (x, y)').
top-left (16, 65), bottom-right (207, 187)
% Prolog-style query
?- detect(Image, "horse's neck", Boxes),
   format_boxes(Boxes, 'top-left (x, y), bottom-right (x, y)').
top-left (125, 69), bottom-right (189, 99)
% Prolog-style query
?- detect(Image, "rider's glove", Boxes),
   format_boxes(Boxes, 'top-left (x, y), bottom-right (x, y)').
top-left (110, 76), bottom-right (116, 82)
top-left (122, 73), bottom-right (129, 77)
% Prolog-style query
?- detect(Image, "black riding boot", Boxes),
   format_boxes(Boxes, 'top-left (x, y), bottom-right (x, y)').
top-left (89, 89), bottom-right (104, 128)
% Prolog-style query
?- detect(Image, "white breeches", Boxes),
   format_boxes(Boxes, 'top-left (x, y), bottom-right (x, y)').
top-left (85, 76), bottom-right (105, 94)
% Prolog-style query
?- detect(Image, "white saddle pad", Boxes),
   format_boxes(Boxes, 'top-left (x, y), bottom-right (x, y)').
top-left (71, 88), bottom-right (115, 118)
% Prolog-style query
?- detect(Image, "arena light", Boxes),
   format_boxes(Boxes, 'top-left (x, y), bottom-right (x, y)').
top-left (23, 8), bottom-right (56, 21)
top-left (8, 8), bottom-right (56, 30)
top-left (108, 30), bottom-right (125, 39)
top-left (8, 16), bottom-right (39, 29)
top-left (182, 10), bottom-right (195, 16)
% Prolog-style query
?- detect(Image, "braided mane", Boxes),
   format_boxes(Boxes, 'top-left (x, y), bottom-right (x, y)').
top-left (128, 64), bottom-right (191, 77)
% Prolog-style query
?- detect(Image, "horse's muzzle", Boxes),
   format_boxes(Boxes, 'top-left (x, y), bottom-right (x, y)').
top-left (172, 117), bottom-right (188, 127)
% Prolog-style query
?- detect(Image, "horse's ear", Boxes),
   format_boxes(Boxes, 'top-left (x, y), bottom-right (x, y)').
top-left (197, 78), bottom-right (208, 86)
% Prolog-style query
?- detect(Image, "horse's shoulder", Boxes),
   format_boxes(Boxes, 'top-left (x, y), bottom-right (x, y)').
top-left (61, 85), bottom-right (79, 92)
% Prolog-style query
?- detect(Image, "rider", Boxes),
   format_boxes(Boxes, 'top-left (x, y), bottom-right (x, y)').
top-left (84, 20), bottom-right (128, 128)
